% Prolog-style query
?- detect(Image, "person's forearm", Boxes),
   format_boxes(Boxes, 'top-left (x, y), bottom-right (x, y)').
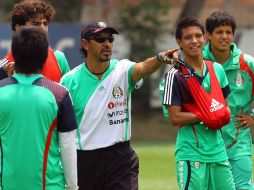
top-left (59, 130), bottom-right (78, 190)
top-left (132, 48), bottom-right (179, 82)
top-left (168, 106), bottom-right (200, 126)
top-left (172, 112), bottom-right (200, 126)
top-left (132, 56), bottom-right (160, 82)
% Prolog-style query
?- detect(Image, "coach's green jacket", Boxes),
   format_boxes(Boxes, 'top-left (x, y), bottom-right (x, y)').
top-left (203, 43), bottom-right (254, 159)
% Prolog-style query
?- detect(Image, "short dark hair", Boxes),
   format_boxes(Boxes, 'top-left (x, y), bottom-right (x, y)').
top-left (175, 16), bottom-right (205, 39)
top-left (205, 11), bottom-right (236, 34)
top-left (11, 0), bottom-right (55, 31)
top-left (12, 26), bottom-right (49, 74)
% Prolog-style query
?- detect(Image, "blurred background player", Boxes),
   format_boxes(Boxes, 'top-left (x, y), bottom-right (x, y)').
top-left (203, 10), bottom-right (254, 190)
top-left (0, 0), bottom-right (70, 82)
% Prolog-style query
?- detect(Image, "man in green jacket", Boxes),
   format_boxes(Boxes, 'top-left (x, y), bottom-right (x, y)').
top-left (203, 11), bottom-right (254, 190)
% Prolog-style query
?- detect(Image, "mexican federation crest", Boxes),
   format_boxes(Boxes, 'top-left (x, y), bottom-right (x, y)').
top-left (235, 72), bottom-right (244, 87)
top-left (112, 85), bottom-right (123, 99)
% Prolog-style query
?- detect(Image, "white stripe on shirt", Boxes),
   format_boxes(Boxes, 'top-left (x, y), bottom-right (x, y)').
top-left (163, 68), bottom-right (177, 105)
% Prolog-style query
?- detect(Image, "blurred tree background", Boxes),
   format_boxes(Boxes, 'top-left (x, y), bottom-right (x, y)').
top-left (0, 0), bottom-right (211, 115)
top-left (117, 0), bottom-right (171, 113)
top-left (0, 0), bottom-right (83, 22)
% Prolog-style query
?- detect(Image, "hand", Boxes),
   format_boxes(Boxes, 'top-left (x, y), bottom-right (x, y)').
top-left (3, 62), bottom-right (15, 76)
top-left (157, 48), bottom-right (179, 64)
top-left (234, 114), bottom-right (254, 129)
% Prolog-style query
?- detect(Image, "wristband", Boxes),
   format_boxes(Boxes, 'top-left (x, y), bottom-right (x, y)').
top-left (157, 52), bottom-right (175, 64)
top-left (156, 52), bottom-right (164, 64)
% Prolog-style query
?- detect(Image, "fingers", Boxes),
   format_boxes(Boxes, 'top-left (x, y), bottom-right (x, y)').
top-left (234, 116), bottom-right (253, 129)
top-left (161, 48), bottom-right (179, 65)
top-left (5, 62), bottom-right (15, 77)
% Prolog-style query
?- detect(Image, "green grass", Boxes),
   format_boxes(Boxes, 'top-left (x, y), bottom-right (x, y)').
top-left (133, 141), bottom-right (178, 190)
top-left (133, 141), bottom-right (254, 190)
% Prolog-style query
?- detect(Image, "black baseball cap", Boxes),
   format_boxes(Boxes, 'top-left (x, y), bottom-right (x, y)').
top-left (81, 21), bottom-right (119, 39)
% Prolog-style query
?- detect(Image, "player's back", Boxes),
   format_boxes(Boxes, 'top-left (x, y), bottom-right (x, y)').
top-left (0, 73), bottom-right (65, 190)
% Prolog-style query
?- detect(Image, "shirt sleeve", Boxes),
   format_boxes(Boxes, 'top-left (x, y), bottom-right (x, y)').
top-left (0, 68), bottom-right (7, 80)
top-left (54, 50), bottom-right (70, 75)
top-left (58, 130), bottom-right (78, 190)
top-left (57, 91), bottom-right (78, 132)
top-left (163, 68), bottom-right (182, 106)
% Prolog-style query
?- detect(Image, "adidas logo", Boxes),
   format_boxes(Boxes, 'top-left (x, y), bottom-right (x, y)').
top-left (99, 86), bottom-right (106, 91)
top-left (210, 98), bottom-right (224, 112)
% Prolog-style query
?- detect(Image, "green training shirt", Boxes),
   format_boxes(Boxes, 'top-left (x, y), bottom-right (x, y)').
top-left (0, 73), bottom-right (77, 190)
top-left (163, 62), bottom-right (230, 162)
top-left (203, 43), bottom-right (254, 159)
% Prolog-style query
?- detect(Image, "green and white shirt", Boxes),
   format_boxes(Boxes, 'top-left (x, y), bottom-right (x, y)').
top-left (61, 59), bottom-right (142, 150)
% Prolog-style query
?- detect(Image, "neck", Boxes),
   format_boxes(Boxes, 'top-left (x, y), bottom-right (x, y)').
top-left (210, 46), bottom-right (230, 64)
top-left (85, 59), bottom-right (110, 78)
top-left (185, 56), bottom-right (204, 75)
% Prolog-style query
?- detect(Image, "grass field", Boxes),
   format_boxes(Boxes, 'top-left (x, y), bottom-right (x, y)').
top-left (131, 111), bottom-right (254, 190)
top-left (133, 141), bottom-right (254, 190)
top-left (133, 141), bottom-right (178, 190)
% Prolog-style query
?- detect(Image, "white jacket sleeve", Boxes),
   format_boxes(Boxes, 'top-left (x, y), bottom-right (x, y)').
top-left (58, 130), bottom-right (78, 190)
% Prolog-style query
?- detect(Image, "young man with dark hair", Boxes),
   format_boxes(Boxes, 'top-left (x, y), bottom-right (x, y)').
top-left (162, 16), bottom-right (235, 190)
top-left (60, 21), bottom-right (177, 190)
top-left (203, 10), bottom-right (254, 190)
top-left (0, 0), bottom-right (70, 82)
top-left (0, 26), bottom-right (78, 190)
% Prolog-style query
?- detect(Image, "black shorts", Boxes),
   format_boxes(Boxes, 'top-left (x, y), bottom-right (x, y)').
top-left (77, 141), bottom-right (139, 190)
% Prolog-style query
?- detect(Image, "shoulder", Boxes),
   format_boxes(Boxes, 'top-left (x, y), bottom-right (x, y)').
top-left (53, 50), bottom-right (68, 62)
top-left (53, 49), bottom-right (66, 57)
top-left (206, 61), bottom-right (224, 73)
top-left (34, 77), bottom-right (69, 104)
top-left (115, 59), bottom-right (136, 68)
top-left (164, 67), bottom-right (181, 85)
top-left (165, 67), bottom-right (179, 79)
top-left (62, 64), bottom-right (83, 78)
top-left (60, 64), bottom-right (83, 84)
top-left (210, 61), bottom-right (223, 69)
top-left (241, 53), bottom-right (254, 64)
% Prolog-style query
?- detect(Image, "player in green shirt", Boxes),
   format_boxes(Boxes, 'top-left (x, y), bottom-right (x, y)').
top-left (0, 27), bottom-right (78, 190)
top-left (163, 16), bottom-right (235, 190)
top-left (203, 11), bottom-right (254, 190)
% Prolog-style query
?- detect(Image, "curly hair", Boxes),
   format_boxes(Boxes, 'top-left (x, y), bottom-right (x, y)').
top-left (205, 11), bottom-right (236, 34)
top-left (11, 0), bottom-right (55, 31)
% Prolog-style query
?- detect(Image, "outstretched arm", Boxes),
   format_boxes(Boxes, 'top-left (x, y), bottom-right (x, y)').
top-left (131, 49), bottom-right (178, 82)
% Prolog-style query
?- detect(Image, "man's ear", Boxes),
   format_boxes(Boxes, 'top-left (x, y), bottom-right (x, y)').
top-left (205, 32), bottom-right (211, 41)
top-left (81, 39), bottom-right (89, 51)
top-left (14, 24), bottom-right (22, 31)
top-left (176, 39), bottom-right (182, 50)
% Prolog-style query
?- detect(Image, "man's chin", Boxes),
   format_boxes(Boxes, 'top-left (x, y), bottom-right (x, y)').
top-left (99, 57), bottom-right (111, 62)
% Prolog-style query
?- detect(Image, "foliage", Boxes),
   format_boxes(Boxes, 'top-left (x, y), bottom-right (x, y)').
top-left (117, 0), bottom-right (171, 111)
top-left (118, 0), bottom-right (170, 61)
top-left (49, 0), bottom-right (82, 22)
top-left (0, 0), bottom-right (82, 22)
